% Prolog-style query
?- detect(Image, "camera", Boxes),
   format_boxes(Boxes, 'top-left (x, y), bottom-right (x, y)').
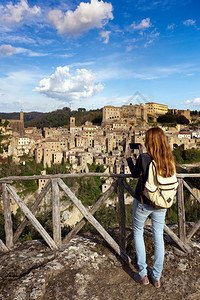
top-left (129, 143), bottom-right (140, 150)
top-left (120, 137), bottom-right (141, 151)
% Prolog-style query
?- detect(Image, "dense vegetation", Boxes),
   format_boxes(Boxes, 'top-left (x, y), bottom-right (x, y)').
top-left (0, 107), bottom-right (102, 128)
top-left (0, 112), bottom-right (43, 124)
top-left (173, 146), bottom-right (200, 164)
top-left (1, 108), bottom-right (200, 129)
top-left (0, 121), bottom-right (11, 155)
top-left (157, 112), bottom-right (189, 125)
top-left (26, 107), bottom-right (102, 128)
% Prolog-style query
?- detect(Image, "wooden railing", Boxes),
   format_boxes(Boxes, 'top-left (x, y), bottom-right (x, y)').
top-left (0, 172), bottom-right (200, 262)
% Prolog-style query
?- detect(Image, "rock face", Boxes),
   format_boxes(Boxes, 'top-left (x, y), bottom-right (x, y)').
top-left (0, 233), bottom-right (200, 300)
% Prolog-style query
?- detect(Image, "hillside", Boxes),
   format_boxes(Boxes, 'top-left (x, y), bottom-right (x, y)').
top-left (0, 108), bottom-right (102, 128)
top-left (0, 112), bottom-right (43, 125)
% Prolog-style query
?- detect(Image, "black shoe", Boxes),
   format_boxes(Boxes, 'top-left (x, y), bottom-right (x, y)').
top-left (133, 273), bottom-right (149, 285)
top-left (147, 267), bottom-right (161, 288)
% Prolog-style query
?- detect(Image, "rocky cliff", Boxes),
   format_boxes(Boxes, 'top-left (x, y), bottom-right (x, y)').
top-left (0, 226), bottom-right (199, 300)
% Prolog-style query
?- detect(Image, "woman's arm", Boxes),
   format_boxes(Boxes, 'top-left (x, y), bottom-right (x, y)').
top-left (126, 144), bottom-right (143, 178)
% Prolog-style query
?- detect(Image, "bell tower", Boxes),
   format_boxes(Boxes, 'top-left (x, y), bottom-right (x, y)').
top-left (70, 117), bottom-right (75, 127)
top-left (20, 110), bottom-right (24, 122)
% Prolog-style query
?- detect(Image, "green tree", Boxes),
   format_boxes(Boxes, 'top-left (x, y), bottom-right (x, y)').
top-left (177, 115), bottom-right (189, 125)
top-left (157, 113), bottom-right (189, 125)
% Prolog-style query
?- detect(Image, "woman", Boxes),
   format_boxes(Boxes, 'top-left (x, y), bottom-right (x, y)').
top-left (126, 127), bottom-right (175, 288)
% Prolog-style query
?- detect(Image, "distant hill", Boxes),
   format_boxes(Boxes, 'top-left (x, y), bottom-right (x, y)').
top-left (0, 112), bottom-right (43, 125)
top-left (0, 108), bottom-right (102, 128)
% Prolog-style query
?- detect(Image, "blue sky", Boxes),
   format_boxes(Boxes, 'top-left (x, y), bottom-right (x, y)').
top-left (0, 0), bottom-right (200, 112)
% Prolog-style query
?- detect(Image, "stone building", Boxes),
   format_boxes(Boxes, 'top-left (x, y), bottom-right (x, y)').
top-left (169, 109), bottom-right (191, 122)
top-left (35, 146), bottom-right (43, 163)
top-left (2, 110), bottom-right (25, 135)
top-left (121, 104), bottom-right (147, 121)
top-left (167, 133), bottom-right (196, 150)
top-left (102, 106), bottom-right (121, 122)
top-left (38, 170), bottom-right (48, 191)
top-left (94, 155), bottom-right (104, 165)
top-left (145, 102), bottom-right (168, 115)
top-left (102, 104), bottom-right (147, 124)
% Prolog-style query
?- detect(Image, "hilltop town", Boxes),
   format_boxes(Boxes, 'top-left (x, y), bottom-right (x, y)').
top-left (0, 102), bottom-right (199, 193)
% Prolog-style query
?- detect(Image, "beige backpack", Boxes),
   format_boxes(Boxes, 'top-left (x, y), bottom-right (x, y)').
top-left (142, 160), bottom-right (178, 209)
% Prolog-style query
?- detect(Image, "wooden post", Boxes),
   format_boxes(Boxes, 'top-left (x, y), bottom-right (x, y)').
top-left (183, 180), bottom-right (200, 204)
top-left (164, 224), bottom-right (191, 253)
top-left (51, 179), bottom-right (61, 246)
top-left (123, 180), bottom-right (135, 248)
top-left (177, 179), bottom-right (186, 242)
top-left (0, 239), bottom-right (8, 252)
top-left (14, 179), bottom-right (51, 243)
top-left (186, 220), bottom-right (200, 243)
top-left (118, 177), bottom-right (126, 252)
top-left (2, 183), bottom-right (14, 249)
top-left (123, 180), bottom-right (135, 198)
top-left (6, 184), bottom-right (58, 250)
top-left (126, 231), bottom-right (133, 248)
top-left (62, 180), bottom-right (118, 245)
top-left (58, 178), bottom-right (131, 264)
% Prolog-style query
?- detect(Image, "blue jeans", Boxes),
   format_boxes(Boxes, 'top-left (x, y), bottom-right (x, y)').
top-left (133, 198), bottom-right (167, 280)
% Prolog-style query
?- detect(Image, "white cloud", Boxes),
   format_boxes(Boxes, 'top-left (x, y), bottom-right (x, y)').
top-left (183, 19), bottom-right (196, 26)
top-left (0, 88), bottom-right (4, 97)
top-left (69, 61), bottom-right (94, 68)
top-left (126, 45), bottom-right (133, 52)
top-left (0, 0), bottom-right (41, 26)
top-left (183, 97), bottom-right (200, 105)
top-left (167, 24), bottom-right (176, 31)
top-left (0, 34), bottom-right (37, 45)
top-left (143, 29), bottom-right (160, 47)
top-left (0, 44), bottom-right (47, 57)
top-left (100, 30), bottom-right (111, 44)
top-left (34, 66), bottom-right (104, 101)
top-left (0, 44), bottom-right (15, 56)
top-left (16, 48), bottom-right (48, 57)
top-left (48, 0), bottom-right (113, 36)
top-left (144, 39), bottom-right (154, 47)
top-left (131, 18), bottom-right (152, 31)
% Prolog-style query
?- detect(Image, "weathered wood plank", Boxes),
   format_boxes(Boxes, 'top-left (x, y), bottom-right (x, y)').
top-left (52, 179), bottom-right (61, 246)
top-left (2, 183), bottom-right (14, 249)
top-left (177, 179), bottom-right (186, 242)
top-left (118, 178), bottom-right (126, 251)
top-left (0, 173), bottom-right (132, 182)
top-left (126, 231), bottom-right (133, 248)
top-left (6, 184), bottom-right (58, 250)
top-left (164, 224), bottom-right (191, 253)
top-left (62, 180), bottom-right (118, 245)
top-left (122, 180), bottom-right (135, 248)
top-left (0, 173), bottom-right (200, 183)
top-left (58, 178), bottom-right (131, 264)
top-left (123, 180), bottom-right (135, 198)
top-left (0, 239), bottom-right (8, 252)
top-left (13, 180), bottom-right (51, 243)
top-left (177, 173), bottom-right (200, 178)
top-left (182, 180), bottom-right (200, 204)
top-left (186, 220), bottom-right (200, 243)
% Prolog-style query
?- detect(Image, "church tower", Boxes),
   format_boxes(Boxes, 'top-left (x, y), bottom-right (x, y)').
top-left (20, 110), bottom-right (24, 122)
top-left (70, 117), bottom-right (75, 128)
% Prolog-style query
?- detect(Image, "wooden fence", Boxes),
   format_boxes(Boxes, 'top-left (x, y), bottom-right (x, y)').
top-left (0, 172), bottom-right (200, 263)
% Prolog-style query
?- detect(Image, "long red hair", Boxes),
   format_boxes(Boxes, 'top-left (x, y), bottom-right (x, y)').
top-left (145, 127), bottom-right (175, 177)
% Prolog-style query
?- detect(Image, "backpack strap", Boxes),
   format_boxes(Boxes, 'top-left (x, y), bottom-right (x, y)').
top-left (140, 160), bottom-right (165, 210)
